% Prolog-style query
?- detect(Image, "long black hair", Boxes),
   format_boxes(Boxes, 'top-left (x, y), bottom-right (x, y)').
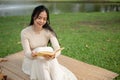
top-left (29, 5), bottom-right (56, 36)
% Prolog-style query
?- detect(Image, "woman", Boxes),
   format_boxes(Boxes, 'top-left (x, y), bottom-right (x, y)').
top-left (21, 5), bottom-right (78, 80)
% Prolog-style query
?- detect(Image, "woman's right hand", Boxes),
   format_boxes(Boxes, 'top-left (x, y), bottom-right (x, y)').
top-left (31, 51), bottom-right (37, 57)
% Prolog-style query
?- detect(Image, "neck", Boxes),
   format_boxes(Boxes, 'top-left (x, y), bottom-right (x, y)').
top-left (32, 25), bottom-right (43, 33)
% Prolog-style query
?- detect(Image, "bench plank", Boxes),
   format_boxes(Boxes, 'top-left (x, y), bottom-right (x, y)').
top-left (0, 51), bottom-right (119, 80)
top-left (58, 56), bottom-right (118, 80)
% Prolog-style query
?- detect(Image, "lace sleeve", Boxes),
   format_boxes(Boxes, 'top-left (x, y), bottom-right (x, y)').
top-left (49, 33), bottom-right (61, 57)
top-left (21, 30), bottom-right (33, 59)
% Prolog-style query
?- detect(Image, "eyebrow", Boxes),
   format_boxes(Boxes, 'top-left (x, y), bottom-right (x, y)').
top-left (38, 15), bottom-right (47, 18)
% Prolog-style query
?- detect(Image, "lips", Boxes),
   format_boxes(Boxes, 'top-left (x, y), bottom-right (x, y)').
top-left (37, 22), bottom-right (43, 26)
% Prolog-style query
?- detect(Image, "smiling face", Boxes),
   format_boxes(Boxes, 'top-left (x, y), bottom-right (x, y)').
top-left (33, 10), bottom-right (47, 30)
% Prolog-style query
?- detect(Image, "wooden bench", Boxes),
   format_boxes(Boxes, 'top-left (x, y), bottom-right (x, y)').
top-left (0, 51), bottom-right (118, 80)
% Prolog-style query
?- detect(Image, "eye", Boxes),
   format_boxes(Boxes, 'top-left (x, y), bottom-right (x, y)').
top-left (43, 17), bottom-right (47, 21)
top-left (37, 16), bottom-right (47, 21)
top-left (37, 16), bottom-right (42, 19)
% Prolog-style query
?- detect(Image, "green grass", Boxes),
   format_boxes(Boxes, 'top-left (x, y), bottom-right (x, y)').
top-left (0, 12), bottom-right (120, 79)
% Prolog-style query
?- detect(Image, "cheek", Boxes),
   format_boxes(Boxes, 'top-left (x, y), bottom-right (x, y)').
top-left (44, 21), bottom-right (47, 24)
top-left (34, 20), bottom-right (37, 24)
top-left (34, 19), bottom-right (40, 24)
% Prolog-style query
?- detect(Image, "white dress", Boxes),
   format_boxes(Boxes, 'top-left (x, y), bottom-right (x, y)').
top-left (21, 26), bottom-right (78, 80)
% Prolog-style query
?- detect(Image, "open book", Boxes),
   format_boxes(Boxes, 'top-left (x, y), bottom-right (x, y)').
top-left (36, 47), bottom-right (64, 56)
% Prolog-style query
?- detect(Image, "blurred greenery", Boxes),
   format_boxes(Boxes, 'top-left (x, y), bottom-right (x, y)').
top-left (0, 12), bottom-right (120, 79)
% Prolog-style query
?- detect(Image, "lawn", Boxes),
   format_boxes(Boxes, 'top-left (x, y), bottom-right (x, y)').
top-left (0, 12), bottom-right (120, 79)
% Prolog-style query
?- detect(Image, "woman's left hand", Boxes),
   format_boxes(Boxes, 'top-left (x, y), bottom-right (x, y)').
top-left (43, 54), bottom-right (55, 60)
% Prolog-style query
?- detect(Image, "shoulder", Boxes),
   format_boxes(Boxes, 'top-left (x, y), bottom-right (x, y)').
top-left (43, 29), bottom-right (55, 37)
top-left (21, 26), bottom-right (33, 39)
top-left (21, 26), bottom-right (32, 35)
